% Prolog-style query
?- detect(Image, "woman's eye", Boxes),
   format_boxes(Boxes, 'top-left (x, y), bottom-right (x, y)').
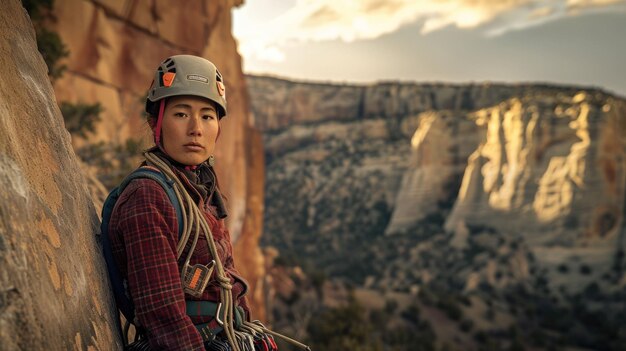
top-left (174, 112), bottom-right (187, 118)
top-left (203, 114), bottom-right (216, 120)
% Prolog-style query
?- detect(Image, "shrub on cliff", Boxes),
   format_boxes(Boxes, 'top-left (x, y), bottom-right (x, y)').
top-left (23, 0), bottom-right (69, 81)
top-left (60, 102), bottom-right (103, 138)
top-left (307, 297), bottom-right (382, 351)
top-left (77, 138), bottom-right (144, 189)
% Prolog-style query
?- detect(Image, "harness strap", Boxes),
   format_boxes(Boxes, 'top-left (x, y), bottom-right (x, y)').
top-left (186, 300), bottom-right (245, 342)
top-left (120, 167), bottom-right (184, 238)
top-left (186, 300), bottom-right (221, 317)
top-left (145, 153), bottom-right (311, 350)
top-left (101, 166), bottom-right (186, 330)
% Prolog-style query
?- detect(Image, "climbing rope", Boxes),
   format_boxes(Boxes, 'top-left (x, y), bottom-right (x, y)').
top-left (242, 321), bottom-right (311, 351)
top-left (145, 152), bottom-right (241, 351)
top-left (144, 151), bottom-right (311, 351)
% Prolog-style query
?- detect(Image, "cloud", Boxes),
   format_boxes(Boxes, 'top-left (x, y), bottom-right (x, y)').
top-left (236, 0), bottom-right (626, 62)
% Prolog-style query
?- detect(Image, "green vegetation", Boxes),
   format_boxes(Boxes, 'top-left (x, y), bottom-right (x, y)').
top-left (22, 0), bottom-right (53, 16)
top-left (60, 102), bottom-right (103, 138)
top-left (24, 0), bottom-right (146, 189)
top-left (77, 138), bottom-right (145, 189)
top-left (36, 26), bottom-right (69, 80)
top-left (23, 0), bottom-right (69, 81)
top-left (307, 297), bottom-right (382, 351)
top-left (384, 298), bottom-right (398, 315)
top-left (579, 264), bottom-right (592, 275)
top-left (305, 296), bottom-right (437, 351)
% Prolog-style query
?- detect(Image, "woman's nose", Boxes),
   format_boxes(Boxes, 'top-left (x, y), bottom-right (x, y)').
top-left (188, 115), bottom-right (203, 136)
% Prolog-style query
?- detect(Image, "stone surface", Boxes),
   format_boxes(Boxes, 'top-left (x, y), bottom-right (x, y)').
top-left (247, 76), bottom-right (589, 132)
top-left (49, 0), bottom-right (266, 318)
top-left (385, 110), bottom-right (479, 234)
top-left (0, 0), bottom-right (122, 349)
top-left (249, 74), bottom-right (626, 296)
top-left (443, 93), bottom-right (626, 288)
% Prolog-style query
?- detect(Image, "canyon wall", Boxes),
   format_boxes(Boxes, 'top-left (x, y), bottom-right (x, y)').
top-left (48, 0), bottom-right (265, 318)
top-left (0, 1), bottom-right (121, 348)
top-left (249, 74), bottom-right (626, 294)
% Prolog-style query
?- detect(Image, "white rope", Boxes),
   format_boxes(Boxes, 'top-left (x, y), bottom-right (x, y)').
top-left (144, 152), bottom-right (311, 351)
top-left (145, 152), bottom-right (241, 351)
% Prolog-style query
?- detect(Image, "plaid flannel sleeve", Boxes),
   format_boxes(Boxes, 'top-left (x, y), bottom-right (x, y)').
top-left (115, 179), bottom-right (204, 350)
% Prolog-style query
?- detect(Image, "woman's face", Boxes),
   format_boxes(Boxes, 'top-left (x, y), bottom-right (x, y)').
top-left (159, 95), bottom-right (220, 166)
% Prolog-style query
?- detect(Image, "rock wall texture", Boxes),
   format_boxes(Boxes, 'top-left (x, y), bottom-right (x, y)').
top-left (0, 0), bottom-right (122, 349)
top-left (49, 0), bottom-right (266, 318)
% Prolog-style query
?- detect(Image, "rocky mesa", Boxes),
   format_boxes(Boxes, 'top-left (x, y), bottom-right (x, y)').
top-left (249, 74), bottom-right (626, 349)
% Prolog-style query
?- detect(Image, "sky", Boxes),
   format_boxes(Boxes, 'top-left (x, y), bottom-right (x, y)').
top-left (232, 0), bottom-right (626, 98)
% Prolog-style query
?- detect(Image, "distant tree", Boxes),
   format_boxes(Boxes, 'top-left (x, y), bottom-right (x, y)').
top-left (579, 265), bottom-right (592, 275)
top-left (400, 303), bottom-right (421, 324)
top-left (384, 298), bottom-right (398, 315)
top-left (23, 0), bottom-right (69, 81)
top-left (36, 27), bottom-right (69, 80)
top-left (60, 102), bottom-right (103, 138)
top-left (307, 296), bottom-right (382, 351)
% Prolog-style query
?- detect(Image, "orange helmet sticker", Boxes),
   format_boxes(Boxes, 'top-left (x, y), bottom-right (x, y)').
top-left (163, 72), bottom-right (176, 87)
top-left (217, 81), bottom-right (225, 97)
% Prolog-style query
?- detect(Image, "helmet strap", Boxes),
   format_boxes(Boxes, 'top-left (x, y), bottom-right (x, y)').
top-left (154, 99), bottom-right (166, 146)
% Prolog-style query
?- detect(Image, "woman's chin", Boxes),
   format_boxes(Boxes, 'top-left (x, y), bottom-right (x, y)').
top-left (171, 154), bottom-right (206, 166)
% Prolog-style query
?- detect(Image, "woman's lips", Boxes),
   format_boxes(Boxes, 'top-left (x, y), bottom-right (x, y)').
top-left (184, 143), bottom-right (204, 151)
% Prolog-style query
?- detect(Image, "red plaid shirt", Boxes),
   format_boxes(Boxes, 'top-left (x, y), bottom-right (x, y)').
top-left (108, 166), bottom-right (250, 350)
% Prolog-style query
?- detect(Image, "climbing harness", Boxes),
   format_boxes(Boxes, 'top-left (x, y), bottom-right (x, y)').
top-left (144, 152), bottom-right (311, 351)
top-left (102, 151), bottom-right (311, 350)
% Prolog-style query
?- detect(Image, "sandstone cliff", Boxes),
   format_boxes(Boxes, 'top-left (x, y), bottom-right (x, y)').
top-left (248, 75), bottom-right (613, 277)
top-left (442, 93), bottom-right (626, 290)
top-left (248, 74), bottom-right (626, 349)
top-left (48, 0), bottom-right (266, 318)
top-left (0, 1), bottom-right (121, 349)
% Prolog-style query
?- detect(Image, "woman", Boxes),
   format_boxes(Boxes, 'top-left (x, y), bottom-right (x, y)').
top-left (107, 55), bottom-right (251, 350)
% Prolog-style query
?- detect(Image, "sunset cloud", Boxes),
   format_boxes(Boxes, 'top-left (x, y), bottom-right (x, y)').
top-left (235, 0), bottom-right (626, 63)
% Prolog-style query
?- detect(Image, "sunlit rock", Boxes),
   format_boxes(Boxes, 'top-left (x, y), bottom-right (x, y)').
top-left (0, 1), bottom-right (121, 348)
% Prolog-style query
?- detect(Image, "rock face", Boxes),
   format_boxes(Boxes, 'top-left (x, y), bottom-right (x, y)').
top-left (385, 110), bottom-right (479, 234)
top-left (453, 94), bottom-right (626, 236)
top-left (249, 74), bottom-right (626, 295)
top-left (0, 1), bottom-right (121, 349)
top-left (442, 93), bottom-right (626, 288)
top-left (48, 0), bottom-right (266, 319)
top-left (250, 74), bottom-right (626, 348)
top-left (248, 76), bottom-right (586, 131)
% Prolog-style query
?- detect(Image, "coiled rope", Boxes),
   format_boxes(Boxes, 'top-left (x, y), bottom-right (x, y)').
top-left (144, 152), bottom-right (311, 351)
top-left (145, 152), bottom-right (240, 351)
top-left (242, 321), bottom-right (311, 351)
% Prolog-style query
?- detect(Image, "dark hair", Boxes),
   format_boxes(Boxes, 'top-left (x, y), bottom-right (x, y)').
top-left (146, 113), bottom-right (157, 129)
top-left (145, 99), bottom-right (161, 117)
